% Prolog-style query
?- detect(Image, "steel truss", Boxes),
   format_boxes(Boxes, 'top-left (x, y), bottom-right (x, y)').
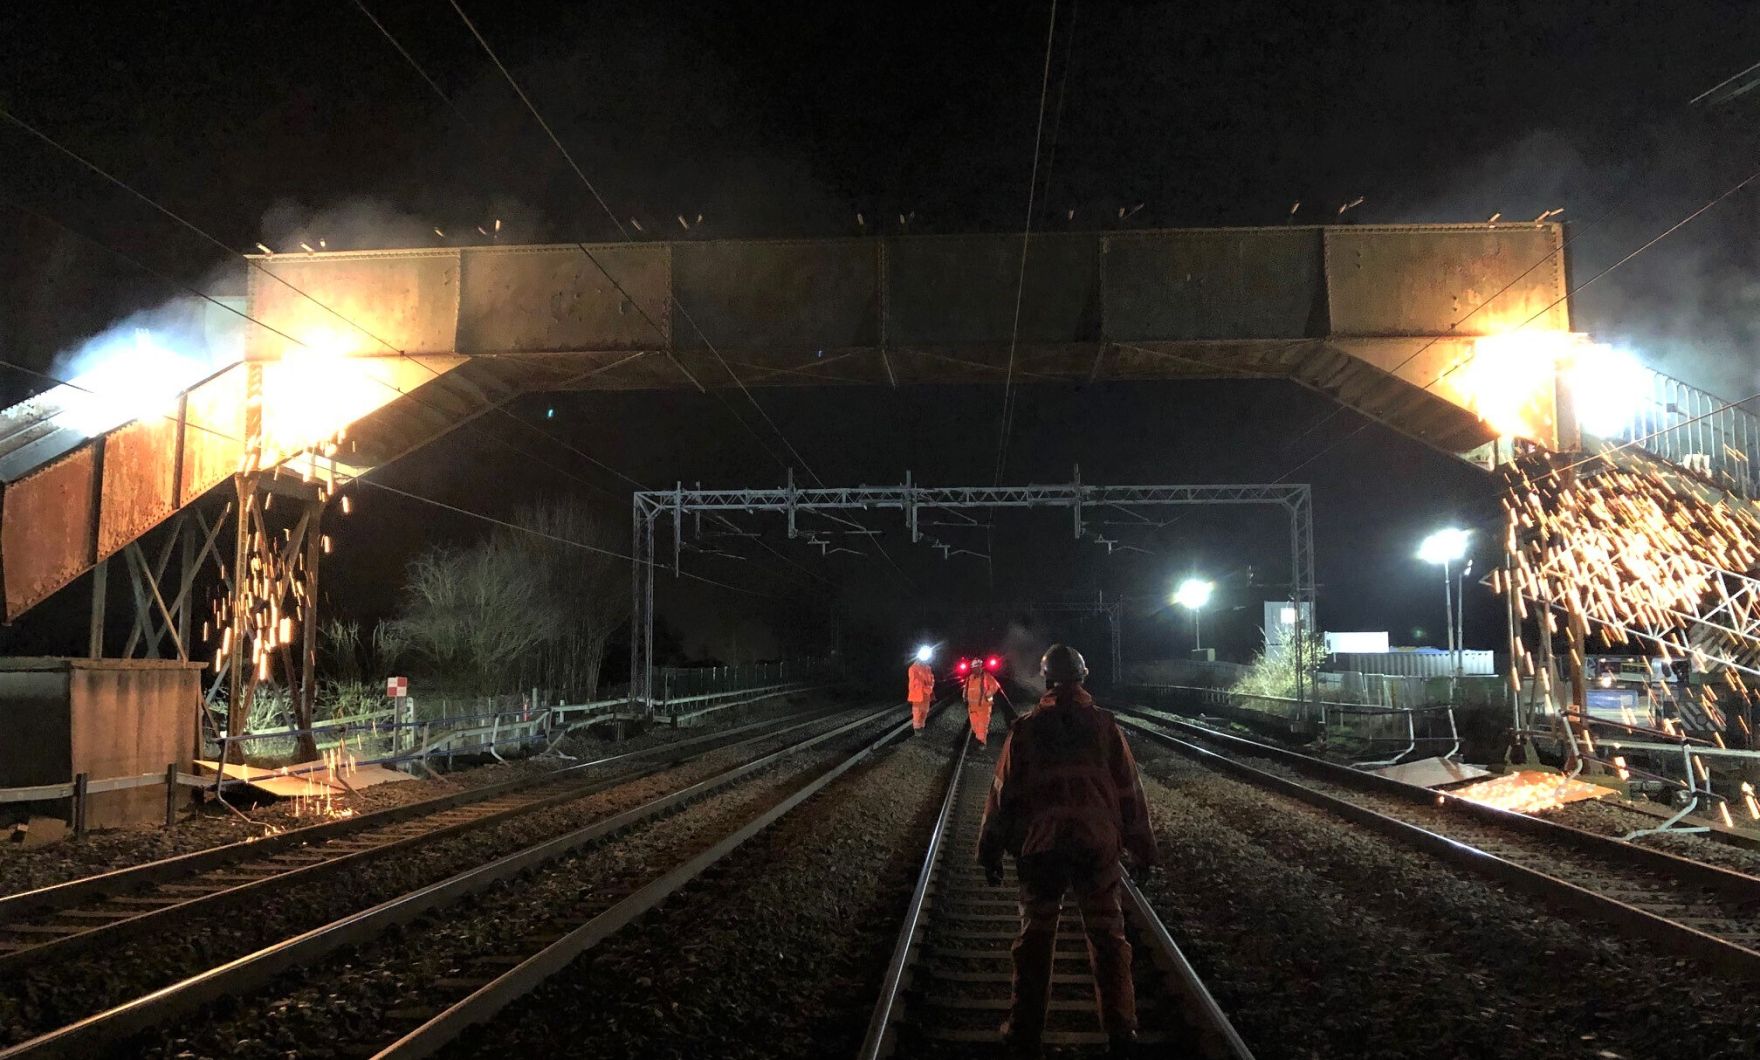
top-left (630, 474), bottom-right (1316, 712)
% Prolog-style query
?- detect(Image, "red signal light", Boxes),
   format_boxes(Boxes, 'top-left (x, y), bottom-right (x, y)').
top-left (985, 655), bottom-right (1001, 672)
top-left (955, 659), bottom-right (970, 675)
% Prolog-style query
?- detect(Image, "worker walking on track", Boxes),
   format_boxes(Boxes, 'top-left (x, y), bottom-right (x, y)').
top-left (977, 644), bottom-right (1158, 1060)
top-left (907, 647), bottom-right (936, 733)
top-left (963, 662), bottom-right (1002, 750)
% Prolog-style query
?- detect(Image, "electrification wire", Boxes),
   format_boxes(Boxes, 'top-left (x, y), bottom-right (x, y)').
top-left (342, 2), bottom-right (831, 589)
top-left (991, 0), bottom-right (1060, 487)
top-left (5, 46), bottom-right (812, 596)
top-left (1274, 61), bottom-right (1760, 477)
top-left (0, 290), bottom-right (776, 601)
top-left (0, 105), bottom-right (420, 365)
top-left (1275, 157), bottom-right (1760, 486)
top-left (0, 158), bottom-right (789, 601)
top-left (1035, 0), bottom-right (1080, 221)
top-left (439, 0), bottom-right (922, 594)
top-left (346, 483), bottom-right (783, 597)
top-left (445, 0), bottom-right (823, 488)
top-left (0, 191), bottom-right (644, 501)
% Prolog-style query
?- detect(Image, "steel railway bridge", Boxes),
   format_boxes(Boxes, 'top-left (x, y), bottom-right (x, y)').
top-left (3, 221), bottom-right (1752, 726)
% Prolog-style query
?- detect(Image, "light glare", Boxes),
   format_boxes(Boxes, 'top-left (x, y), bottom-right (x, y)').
top-left (1418, 527), bottom-right (1471, 565)
top-left (1173, 578), bottom-right (1214, 610)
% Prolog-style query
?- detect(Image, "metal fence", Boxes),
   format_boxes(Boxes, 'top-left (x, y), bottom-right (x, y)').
top-left (1602, 368), bottom-right (1760, 498)
top-left (206, 704), bottom-right (556, 773)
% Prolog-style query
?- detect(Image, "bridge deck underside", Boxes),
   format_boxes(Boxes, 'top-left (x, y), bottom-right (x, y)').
top-left (2, 224), bottom-right (1565, 621)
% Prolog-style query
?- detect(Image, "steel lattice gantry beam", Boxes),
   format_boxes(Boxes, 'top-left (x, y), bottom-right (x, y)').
top-left (629, 477), bottom-right (1316, 712)
top-left (1, 223), bottom-right (1568, 624)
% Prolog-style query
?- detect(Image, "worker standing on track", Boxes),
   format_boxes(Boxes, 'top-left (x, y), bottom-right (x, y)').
top-left (963, 661), bottom-right (1002, 750)
top-left (907, 646), bottom-right (936, 733)
top-left (977, 644), bottom-right (1158, 1060)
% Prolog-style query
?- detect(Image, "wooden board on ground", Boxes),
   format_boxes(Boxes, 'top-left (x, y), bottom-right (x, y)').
top-left (1368, 756), bottom-right (1492, 789)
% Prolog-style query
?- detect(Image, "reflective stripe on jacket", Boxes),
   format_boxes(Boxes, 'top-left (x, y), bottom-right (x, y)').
top-left (977, 685), bottom-right (1158, 869)
top-left (964, 671), bottom-right (1000, 707)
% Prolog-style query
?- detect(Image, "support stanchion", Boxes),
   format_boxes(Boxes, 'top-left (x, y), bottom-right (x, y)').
top-left (72, 772), bottom-right (88, 837)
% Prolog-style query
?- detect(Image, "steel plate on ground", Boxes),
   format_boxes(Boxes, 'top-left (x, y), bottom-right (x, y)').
top-left (1367, 756), bottom-right (1492, 789)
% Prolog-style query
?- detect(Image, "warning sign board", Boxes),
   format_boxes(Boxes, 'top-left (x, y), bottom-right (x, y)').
top-left (386, 676), bottom-right (409, 698)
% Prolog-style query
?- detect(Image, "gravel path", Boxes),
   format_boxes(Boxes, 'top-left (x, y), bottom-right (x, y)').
top-left (1539, 798), bottom-right (1760, 875)
top-left (0, 693), bottom-right (826, 898)
top-left (447, 708), bottom-right (962, 1060)
top-left (1132, 738), bottom-right (1754, 1060)
top-left (0, 702), bottom-right (876, 1047)
top-left (119, 710), bottom-right (908, 1059)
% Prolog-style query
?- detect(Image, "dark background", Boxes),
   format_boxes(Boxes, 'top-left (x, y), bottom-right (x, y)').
top-left (3, 1), bottom-right (1758, 671)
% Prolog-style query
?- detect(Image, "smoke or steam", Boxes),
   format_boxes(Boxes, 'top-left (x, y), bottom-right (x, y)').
top-left (45, 296), bottom-right (244, 435)
top-left (257, 196), bottom-right (545, 253)
top-left (1389, 127), bottom-right (1760, 399)
top-left (1003, 622), bottom-right (1048, 698)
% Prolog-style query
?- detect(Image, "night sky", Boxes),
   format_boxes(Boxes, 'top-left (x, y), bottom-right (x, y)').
top-left (3, 2), bottom-right (1759, 672)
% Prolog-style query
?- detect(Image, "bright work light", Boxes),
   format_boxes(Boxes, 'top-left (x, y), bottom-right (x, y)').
top-left (1173, 578), bottom-right (1214, 611)
top-left (1417, 528), bottom-right (1471, 565)
top-left (915, 645), bottom-right (933, 663)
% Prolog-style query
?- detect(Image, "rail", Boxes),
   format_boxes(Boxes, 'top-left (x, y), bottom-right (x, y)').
top-left (857, 728), bottom-right (969, 1059)
top-left (372, 705), bottom-right (912, 1058)
top-left (860, 717), bottom-right (1253, 1056)
top-left (1119, 681), bottom-right (1461, 765)
top-left (1118, 876), bottom-right (1257, 1060)
top-left (0, 703), bottom-right (902, 1058)
top-left (1117, 708), bottom-right (1760, 981)
top-left (0, 706), bottom-right (848, 970)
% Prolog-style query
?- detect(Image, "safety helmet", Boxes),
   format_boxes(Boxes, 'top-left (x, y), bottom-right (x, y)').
top-left (1040, 644), bottom-right (1088, 683)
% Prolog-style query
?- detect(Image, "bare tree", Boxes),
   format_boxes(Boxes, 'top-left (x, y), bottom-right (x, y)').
top-left (505, 499), bottom-right (625, 701)
top-left (379, 497), bottom-right (623, 699)
top-left (380, 543), bottom-right (561, 693)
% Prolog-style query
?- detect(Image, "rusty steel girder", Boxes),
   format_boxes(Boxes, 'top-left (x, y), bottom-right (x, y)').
top-left (0, 224), bottom-right (1571, 623)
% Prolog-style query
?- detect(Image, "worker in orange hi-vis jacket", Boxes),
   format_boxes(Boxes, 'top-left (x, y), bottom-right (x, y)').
top-left (964, 661), bottom-right (1002, 750)
top-left (907, 647), bottom-right (936, 733)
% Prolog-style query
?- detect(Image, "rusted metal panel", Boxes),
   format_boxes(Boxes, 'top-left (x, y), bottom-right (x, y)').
top-left (245, 250), bottom-right (462, 359)
top-left (456, 244), bottom-right (670, 353)
top-left (180, 366), bottom-right (245, 507)
top-left (1324, 224), bottom-right (1568, 337)
top-left (886, 233), bottom-right (1100, 346)
top-left (670, 240), bottom-right (878, 352)
top-left (1104, 228), bottom-right (1324, 341)
top-left (96, 413), bottom-right (180, 560)
top-left (2, 445), bottom-right (97, 621)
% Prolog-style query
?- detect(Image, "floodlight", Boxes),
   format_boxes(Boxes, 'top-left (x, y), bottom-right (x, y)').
top-left (1173, 578), bottom-right (1214, 611)
top-left (915, 645), bottom-right (933, 663)
top-left (1417, 528), bottom-right (1471, 566)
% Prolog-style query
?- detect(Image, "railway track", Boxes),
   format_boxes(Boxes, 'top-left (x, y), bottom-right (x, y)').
top-left (0, 704), bottom-right (847, 975)
top-left (1120, 705), bottom-right (1760, 981)
top-left (0, 701), bottom-right (915, 1060)
top-left (860, 733), bottom-right (1254, 1059)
